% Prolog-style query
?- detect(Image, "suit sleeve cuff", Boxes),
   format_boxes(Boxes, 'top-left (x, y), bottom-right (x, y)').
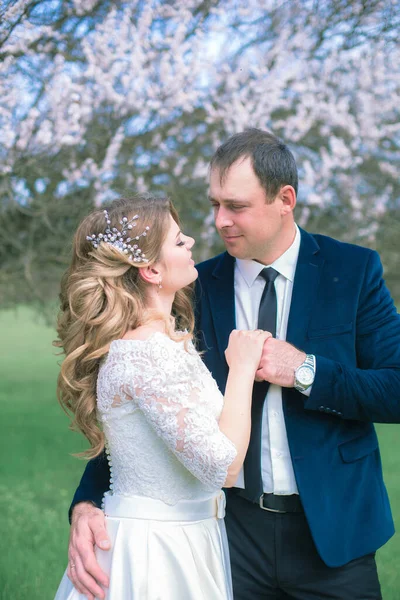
top-left (303, 354), bottom-right (338, 410)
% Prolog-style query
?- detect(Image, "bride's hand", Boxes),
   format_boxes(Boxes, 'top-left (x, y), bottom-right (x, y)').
top-left (225, 329), bottom-right (272, 373)
top-left (68, 502), bottom-right (110, 600)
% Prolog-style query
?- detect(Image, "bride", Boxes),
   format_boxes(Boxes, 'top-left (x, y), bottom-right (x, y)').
top-left (54, 195), bottom-right (269, 600)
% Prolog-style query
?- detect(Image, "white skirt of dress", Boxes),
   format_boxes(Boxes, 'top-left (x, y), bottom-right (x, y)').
top-left (54, 491), bottom-right (233, 600)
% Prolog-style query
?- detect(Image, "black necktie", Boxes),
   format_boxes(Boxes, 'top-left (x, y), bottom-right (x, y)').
top-left (242, 267), bottom-right (279, 502)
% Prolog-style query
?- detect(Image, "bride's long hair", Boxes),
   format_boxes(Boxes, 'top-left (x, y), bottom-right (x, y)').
top-left (54, 195), bottom-right (194, 458)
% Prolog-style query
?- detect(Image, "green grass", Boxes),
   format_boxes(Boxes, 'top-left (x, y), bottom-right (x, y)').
top-left (0, 307), bottom-right (86, 599)
top-left (0, 307), bottom-right (399, 599)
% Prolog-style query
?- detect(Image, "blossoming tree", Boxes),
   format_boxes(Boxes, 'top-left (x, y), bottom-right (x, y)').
top-left (1, 0), bottom-right (399, 306)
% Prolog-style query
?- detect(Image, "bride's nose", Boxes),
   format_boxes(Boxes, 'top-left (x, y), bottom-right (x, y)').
top-left (186, 236), bottom-right (195, 250)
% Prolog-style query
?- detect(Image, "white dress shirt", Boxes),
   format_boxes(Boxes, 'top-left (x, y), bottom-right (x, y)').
top-left (233, 225), bottom-right (306, 495)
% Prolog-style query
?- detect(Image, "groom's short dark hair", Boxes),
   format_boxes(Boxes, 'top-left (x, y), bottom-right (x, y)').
top-left (210, 128), bottom-right (298, 202)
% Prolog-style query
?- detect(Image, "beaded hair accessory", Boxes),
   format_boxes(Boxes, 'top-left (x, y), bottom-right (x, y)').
top-left (86, 210), bottom-right (150, 263)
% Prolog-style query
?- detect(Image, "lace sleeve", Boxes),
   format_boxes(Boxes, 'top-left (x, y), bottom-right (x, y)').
top-left (112, 336), bottom-right (237, 490)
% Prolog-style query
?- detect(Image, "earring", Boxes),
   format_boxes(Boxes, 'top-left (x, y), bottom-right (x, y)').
top-left (158, 277), bottom-right (163, 289)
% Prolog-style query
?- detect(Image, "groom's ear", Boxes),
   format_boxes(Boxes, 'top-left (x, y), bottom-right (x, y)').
top-left (278, 185), bottom-right (296, 214)
top-left (138, 265), bottom-right (161, 286)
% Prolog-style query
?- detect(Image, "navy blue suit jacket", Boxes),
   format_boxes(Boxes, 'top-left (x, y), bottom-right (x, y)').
top-left (71, 229), bottom-right (400, 567)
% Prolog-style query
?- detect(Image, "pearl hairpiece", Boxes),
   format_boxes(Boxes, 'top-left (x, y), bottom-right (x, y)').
top-left (86, 210), bottom-right (150, 263)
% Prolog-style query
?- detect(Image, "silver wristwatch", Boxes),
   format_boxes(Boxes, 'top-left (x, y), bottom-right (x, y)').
top-left (294, 354), bottom-right (316, 392)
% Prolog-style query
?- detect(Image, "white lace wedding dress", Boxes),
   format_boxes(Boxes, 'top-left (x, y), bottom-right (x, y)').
top-left (54, 332), bottom-right (237, 599)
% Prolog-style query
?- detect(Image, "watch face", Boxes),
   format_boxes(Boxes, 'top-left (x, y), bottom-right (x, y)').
top-left (297, 366), bottom-right (314, 386)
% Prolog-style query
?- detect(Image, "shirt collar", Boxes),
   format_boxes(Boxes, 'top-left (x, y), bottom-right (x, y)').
top-left (236, 225), bottom-right (301, 288)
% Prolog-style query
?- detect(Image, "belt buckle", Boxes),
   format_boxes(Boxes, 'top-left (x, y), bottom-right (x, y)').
top-left (259, 494), bottom-right (287, 513)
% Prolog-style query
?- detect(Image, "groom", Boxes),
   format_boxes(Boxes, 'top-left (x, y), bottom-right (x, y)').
top-left (67, 129), bottom-right (400, 599)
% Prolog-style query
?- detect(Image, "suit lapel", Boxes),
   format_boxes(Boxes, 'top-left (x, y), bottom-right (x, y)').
top-left (286, 229), bottom-right (324, 349)
top-left (207, 252), bottom-right (236, 360)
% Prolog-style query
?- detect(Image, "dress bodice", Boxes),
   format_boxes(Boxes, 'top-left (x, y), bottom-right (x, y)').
top-left (97, 332), bottom-right (237, 505)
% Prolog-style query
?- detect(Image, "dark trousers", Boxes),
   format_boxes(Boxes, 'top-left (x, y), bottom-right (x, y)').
top-left (224, 491), bottom-right (382, 600)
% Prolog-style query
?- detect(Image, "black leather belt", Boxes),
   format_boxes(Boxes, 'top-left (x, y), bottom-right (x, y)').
top-left (259, 493), bottom-right (303, 513)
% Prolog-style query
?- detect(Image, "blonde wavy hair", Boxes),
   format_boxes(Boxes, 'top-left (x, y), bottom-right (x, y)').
top-left (54, 195), bottom-right (195, 458)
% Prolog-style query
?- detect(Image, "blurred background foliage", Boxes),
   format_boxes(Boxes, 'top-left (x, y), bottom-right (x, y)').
top-left (1, 2), bottom-right (400, 597)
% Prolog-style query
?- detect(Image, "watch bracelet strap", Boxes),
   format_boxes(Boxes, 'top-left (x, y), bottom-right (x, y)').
top-left (303, 354), bottom-right (315, 369)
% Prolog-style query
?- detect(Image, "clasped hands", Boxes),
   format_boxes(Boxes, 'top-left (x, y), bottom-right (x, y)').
top-left (254, 332), bottom-right (306, 387)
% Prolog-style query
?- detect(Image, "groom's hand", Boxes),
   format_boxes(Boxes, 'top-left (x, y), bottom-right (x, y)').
top-left (255, 337), bottom-right (305, 387)
top-left (68, 502), bottom-right (110, 600)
